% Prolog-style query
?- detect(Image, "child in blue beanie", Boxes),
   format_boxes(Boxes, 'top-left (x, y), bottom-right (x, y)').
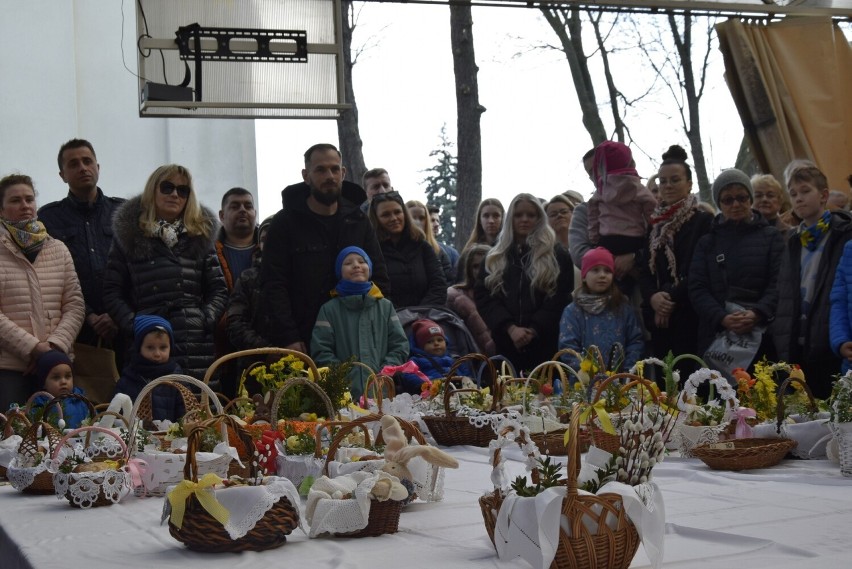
top-left (115, 315), bottom-right (185, 421)
top-left (311, 246), bottom-right (409, 400)
top-left (29, 350), bottom-right (89, 429)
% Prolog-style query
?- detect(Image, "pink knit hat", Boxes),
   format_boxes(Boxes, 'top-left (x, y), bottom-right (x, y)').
top-left (581, 247), bottom-right (615, 280)
top-left (413, 319), bottom-right (445, 348)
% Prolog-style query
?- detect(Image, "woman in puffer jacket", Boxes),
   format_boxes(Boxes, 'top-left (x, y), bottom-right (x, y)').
top-left (103, 164), bottom-right (228, 380)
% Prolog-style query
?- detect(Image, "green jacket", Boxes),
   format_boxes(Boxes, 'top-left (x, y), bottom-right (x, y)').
top-left (311, 288), bottom-right (409, 399)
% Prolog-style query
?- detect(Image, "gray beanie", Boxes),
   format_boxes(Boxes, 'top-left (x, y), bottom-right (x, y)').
top-left (712, 168), bottom-right (753, 207)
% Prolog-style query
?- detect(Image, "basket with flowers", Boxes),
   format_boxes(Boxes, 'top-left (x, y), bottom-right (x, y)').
top-left (6, 420), bottom-right (63, 494)
top-left (483, 404), bottom-right (668, 569)
top-left (828, 370), bottom-right (852, 476)
top-left (421, 354), bottom-right (504, 447)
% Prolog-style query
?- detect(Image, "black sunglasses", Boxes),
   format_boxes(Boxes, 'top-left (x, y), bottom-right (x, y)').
top-left (159, 180), bottom-right (191, 199)
top-left (719, 194), bottom-right (750, 206)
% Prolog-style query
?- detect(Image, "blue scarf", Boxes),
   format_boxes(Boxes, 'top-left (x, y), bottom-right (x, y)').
top-left (335, 279), bottom-right (374, 297)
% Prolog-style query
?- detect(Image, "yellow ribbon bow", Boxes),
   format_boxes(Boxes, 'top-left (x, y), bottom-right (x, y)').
top-left (565, 400), bottom-right (617, 446)
top-left (167, 473), bottom-right (229, 529)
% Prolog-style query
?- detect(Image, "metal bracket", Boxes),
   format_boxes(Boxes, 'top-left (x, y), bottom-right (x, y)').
top-left (175, 23), bottom-right (308, 101)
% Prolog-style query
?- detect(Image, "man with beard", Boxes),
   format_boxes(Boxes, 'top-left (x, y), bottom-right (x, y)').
top-left (261, 143), bottom-right (390, 352)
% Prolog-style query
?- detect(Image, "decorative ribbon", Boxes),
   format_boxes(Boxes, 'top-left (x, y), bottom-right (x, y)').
top-left (380, 361), bottom-right (428, 381)
top-left (566, 401), bottom-right (617, 445)
top-left (124, 458), bottom-right (147, 488)
top-left (167, 473), bottom-right (228, 529)
top-left (734, 408), bottom-right (757, 439)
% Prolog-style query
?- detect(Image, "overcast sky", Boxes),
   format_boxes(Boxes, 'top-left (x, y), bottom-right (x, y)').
top-left (254, 3), bottom-right (744, 220)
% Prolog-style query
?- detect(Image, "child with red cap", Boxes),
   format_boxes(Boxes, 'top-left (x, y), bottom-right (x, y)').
top-left (558, 247), bottom-right (644, 374)
top-left (403, 318), bottom-right (472, 389)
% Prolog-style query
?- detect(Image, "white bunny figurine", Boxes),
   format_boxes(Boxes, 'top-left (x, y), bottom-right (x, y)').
top-left (379, 414), bottom-right (459, 482)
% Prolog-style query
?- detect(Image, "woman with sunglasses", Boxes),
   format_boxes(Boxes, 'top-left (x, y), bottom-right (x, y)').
top-left (103, 164), bottom-right (228, 380)
top-left (368, 191), bottom-right (447, 308)
top-left (688, 168), bottom-right (783, 375)
top-left (475, 193), bottom-right (574, 373)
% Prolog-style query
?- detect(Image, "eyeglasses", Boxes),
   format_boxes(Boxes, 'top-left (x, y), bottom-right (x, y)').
top-left (719, 195), bottom-right (751, 206)
top-left (370, 191), bottom-right (403, 208)
top-left (159, 181), bottom-right (191, 199)
top-left (547, 208), bottom-right (572, 218)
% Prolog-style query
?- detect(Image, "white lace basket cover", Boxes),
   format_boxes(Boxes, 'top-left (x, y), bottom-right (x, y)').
top-left (134, 446), bottom-right (233, 496)
top-left (752, 413), bottom-right (832, 459)
top-left (164, 476), bottom-right (303, 540)
top-left (6, 456), bottom-right (52, 490)
top-left (326, 445), bottom-right (446, 502)
top-left (276, 452), bottom-right (324, 489)
top-left (0, 435), bottom-right (22, 470)
top-left (50, 426), bottom-right (131, 508)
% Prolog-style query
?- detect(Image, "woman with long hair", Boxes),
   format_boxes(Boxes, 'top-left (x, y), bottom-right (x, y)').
top-left (369, 191), bottom-right (447, 308)
top-left (406, 199), bottom-right (454, 283)
top-left (474, 193), bottom-right (573, 372)
top-left (638, 145), bottom-right (713, 376)
top-left (103, 164), bottom-right (228, 380)
top-left (0, 174), bottom-right (84, 409)
top-left (463, 198), bottom-right (504, 251)
top-left (447, 244), bottom-right (495, 355)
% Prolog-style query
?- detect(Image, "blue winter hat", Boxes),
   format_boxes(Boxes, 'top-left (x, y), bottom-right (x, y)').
top-left (335, 246), bottom-right (372, 280)
top-left (36, 350), bottom-right (72, 387)
top-left (133, 315), bottom-right (175, 348)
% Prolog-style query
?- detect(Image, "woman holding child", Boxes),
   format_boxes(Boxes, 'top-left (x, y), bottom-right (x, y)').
top-left (475, 193), bottom-right (573, 373)
top-left (103, 164), bottom-right (228, 381)
top-left (0, 174), bottom-right (84, 410)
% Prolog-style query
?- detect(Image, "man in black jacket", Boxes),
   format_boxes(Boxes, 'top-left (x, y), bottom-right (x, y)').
top-left (39, 139), bottom-right (125, 348)
top-left (261, 143), bottom-right (390, 352)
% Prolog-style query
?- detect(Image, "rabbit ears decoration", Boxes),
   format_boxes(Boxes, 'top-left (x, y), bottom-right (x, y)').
top-left (379, 415), bottom-right (459, 481)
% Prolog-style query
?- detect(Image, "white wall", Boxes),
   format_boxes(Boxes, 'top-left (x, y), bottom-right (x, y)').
top-left (0, 0), bottom-right (257, 212)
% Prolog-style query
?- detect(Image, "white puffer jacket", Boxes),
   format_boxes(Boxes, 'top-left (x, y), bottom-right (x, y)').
top-left (0, 231), bottom-right (84, 371)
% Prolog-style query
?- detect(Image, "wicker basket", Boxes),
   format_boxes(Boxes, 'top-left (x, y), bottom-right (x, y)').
top-left (41, 392), bottom-right (97, 428)
top-left (51, 426), bottom-right (129, 508)
top-left (1, 409), bottom-right (30, 479)
top-left (168, 415), bottom-right (300, 552)
top-left (6, 421), bottom-right (62, 494)
top-left (422, 353), bottom-right (502, 447)
top-left (691, 437), bottom-right (798, 470)
top-left (128, 375), bottom-right (230, 496)
top-left (588, 373), bottom-right (665, 454)
top-left (479, 420), bottom-right (541, 547)
top-left (770, 376), bottom-right (831, 459)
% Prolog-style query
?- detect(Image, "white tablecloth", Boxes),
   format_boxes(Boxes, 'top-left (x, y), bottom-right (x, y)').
top-left (2, 446), bottom-right (851, 569)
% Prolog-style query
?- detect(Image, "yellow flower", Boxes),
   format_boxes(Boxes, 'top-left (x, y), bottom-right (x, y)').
top-left (580, 359), bottom-right (592, 373)
top-left (250, 365), bottom-right (266, 378)
top-left (270, 361), bottom-right (285, 373)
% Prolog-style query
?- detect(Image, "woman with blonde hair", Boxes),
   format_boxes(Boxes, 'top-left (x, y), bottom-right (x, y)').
top-left (103, 164), bottom-right (228, 380)
top-left (406, 199), bottom-right (454, 283)
top-left (751, 173), bottom-right (791, 232)
top-left (474, 193), bottom-right (573, 371)
top-left (463, 198), bottom-right (504, 251)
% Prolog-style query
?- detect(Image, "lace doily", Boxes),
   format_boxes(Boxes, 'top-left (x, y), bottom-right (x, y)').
top-left (54, 469), bottom-right (129, 508)
top-left (0, 435), bottom-right (22, 468)
top-left (676, 423), bottom-right (727, 458)
top-left (6, 457), bottom-right (50, 491)
top-left (305, 471), bottom-right (405, 537)
top-left (134, 447), bottom-right (232, 496)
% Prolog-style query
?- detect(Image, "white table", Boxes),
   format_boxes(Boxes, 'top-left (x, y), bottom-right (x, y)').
top-left (2, 447), bottom-right (851, 569)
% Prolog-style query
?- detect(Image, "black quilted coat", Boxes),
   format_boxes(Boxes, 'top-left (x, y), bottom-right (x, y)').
top-left (103, 197), bottom-right (228, 380)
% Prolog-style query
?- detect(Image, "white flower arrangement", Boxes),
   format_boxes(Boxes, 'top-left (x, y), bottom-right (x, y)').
top-left (829, 371), bottom-right (852, 424)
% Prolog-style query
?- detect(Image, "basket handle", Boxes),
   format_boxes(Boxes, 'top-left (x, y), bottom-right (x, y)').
top-left (23, 391), bottom-right (65, 421)
top-left (270, 376), bottom-right (337, 422)
top-left (20, 421), bottom-right (62, 457)
top-left (223, 397), bottom-right (255, 416)
top-left (474, 355), bottom-right (516, 388)
top-left (321, 414), bottom-right (380, 475)
top-left (50, 425), bottom-right (128, 461)
top-left (127, 374), bottom-right (225, 453)
top-left (443, 353), bottom-right (499, 411)
top-left (775, 375), bottom-right (819, 434)
top-left (2, 408), bottom-right (30, 439)
top-left (565, 406), bottom-right (583, 497)
top-left (361, 364), bottom-right (396, 413)
top-left (183, 415), bottom-right (253, 482)
top-left (42, 392), bottom-right (97, 425)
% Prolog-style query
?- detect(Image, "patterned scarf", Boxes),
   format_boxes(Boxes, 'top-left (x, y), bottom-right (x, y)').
top-left (2, 217), bottom-right (48, 256)
top-left (156, 219), bottom-right (186, 249)
top-left (573, 291), bottom-right (610, 315)
top-left (799, 210), bottom-right (831, 251)
top-left (647, 194), bottom-right (697, 285)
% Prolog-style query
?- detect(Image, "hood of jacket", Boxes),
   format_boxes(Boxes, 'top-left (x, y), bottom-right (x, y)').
top-left (112, 195), bottom-right (219, 260)
top-left (280, 180), bottom-right (367, 215)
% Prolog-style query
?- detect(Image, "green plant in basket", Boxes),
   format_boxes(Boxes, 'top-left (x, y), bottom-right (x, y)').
top-left (511, 456), bottom-right (562, 497)
top-left (829, 371), bottom-right (852, 423)
top-left (282, 423), bottom-right (318, 456)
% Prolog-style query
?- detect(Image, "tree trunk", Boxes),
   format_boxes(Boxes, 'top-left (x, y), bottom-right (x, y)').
top-left (669, 13), bottom-right (711, 202)
top-left (337, 0), bottom-right (367, 186)
top-left (541, 7), bottom-right (608, 146)
top-left (450, 2), bottom-right (484, 252)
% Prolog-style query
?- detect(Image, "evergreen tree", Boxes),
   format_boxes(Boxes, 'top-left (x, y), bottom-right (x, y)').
top-left (422, 125), bottom-right (458, 243)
